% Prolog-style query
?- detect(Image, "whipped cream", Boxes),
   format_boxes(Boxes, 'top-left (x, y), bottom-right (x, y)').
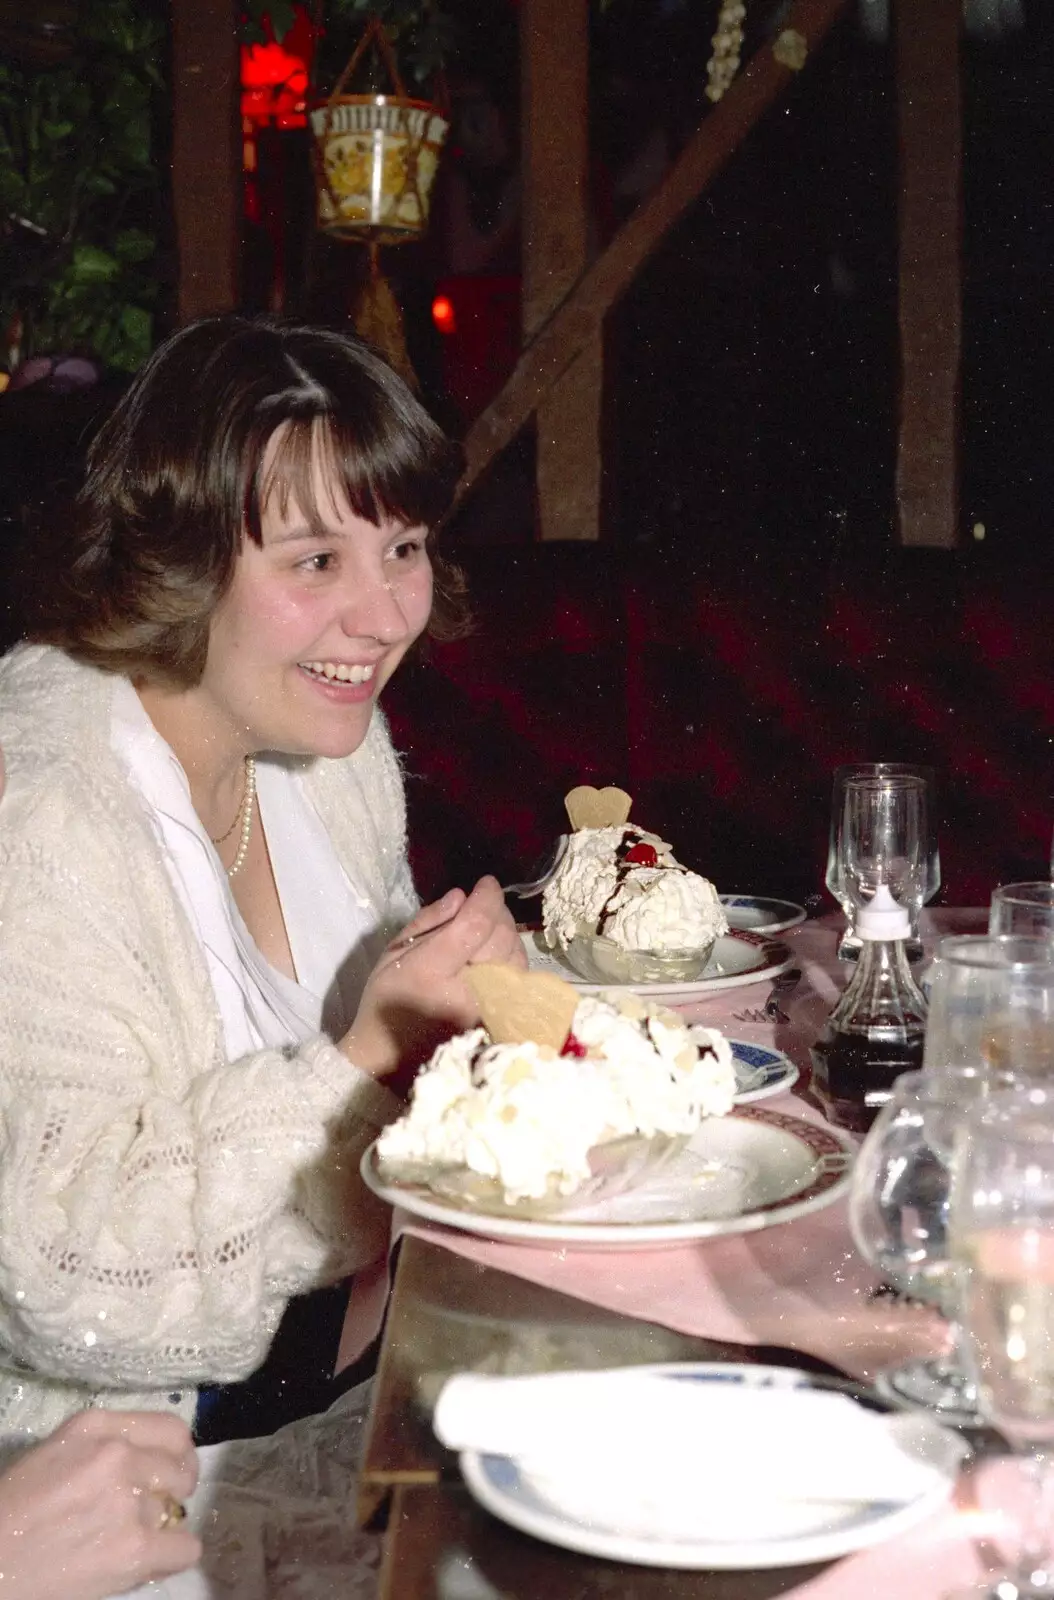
top-left (376, 994), bottom-right (735, 1203)
top-left (542, 825), bottom-right (728, 954)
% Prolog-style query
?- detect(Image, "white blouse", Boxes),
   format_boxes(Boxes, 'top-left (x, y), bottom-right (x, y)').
top-left (110, 678), bottom-right (380, 1059)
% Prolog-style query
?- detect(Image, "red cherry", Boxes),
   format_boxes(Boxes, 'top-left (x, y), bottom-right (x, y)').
top-left (623, 842), bottom-right (659, 867)
top-left (562, 1033), bottom-right (588, 1058)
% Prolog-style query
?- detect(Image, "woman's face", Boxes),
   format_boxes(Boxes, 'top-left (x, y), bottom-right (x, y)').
top-left (200, 435), bottom-right (433, 760)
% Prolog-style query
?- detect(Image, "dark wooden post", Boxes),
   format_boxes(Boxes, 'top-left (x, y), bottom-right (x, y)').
top-left (895, 0), bottom-right (962, 548)
top-left (461, 0), bottom-right (848, 505)
top-left (521, 0), bottom-right (600, 541)
top-left (170, 0), bottom-right (242, 321)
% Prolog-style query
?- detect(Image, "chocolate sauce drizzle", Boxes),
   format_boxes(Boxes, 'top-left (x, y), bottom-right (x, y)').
top-left (596, 827), bottom-right (686, 936)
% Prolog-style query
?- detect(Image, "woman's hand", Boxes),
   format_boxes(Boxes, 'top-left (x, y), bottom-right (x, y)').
top-left (340, 875), bottom-right (527, 1083)
top-left (0, 1409), bottom-right (201, 1600)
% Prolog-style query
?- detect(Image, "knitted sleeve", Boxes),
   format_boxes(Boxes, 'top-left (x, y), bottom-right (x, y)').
top-left (0, 846), bottom-right (399, 1392)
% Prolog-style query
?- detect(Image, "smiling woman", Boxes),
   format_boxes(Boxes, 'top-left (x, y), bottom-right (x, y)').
top-left (0, 315), bottom-right (526, 1447)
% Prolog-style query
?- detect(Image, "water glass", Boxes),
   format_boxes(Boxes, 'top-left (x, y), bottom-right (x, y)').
top-left (848, 1070), bottom-right (980, 1422)
top-left (990, 882), bottom-right (1054, 940)
top-left (922, 935), bottom-right (1054, 1094)
top-left (826, 763), bottom-right (939, 960)
top-left (950, 1088), bottom-right (1054, 1597)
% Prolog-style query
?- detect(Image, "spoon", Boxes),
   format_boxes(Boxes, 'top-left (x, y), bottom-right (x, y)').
top-left (389, 835), bottom-right (569, 953)
top-left (500, 833), bottom-right (569, 898)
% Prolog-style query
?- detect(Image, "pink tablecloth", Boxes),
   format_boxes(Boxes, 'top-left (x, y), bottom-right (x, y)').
top-left (348, 910), bottom-right (987, 1384)
top-left (769, 1456), bottom-right (1024, 1600)
top-left (341, 909), bottom-right (1023, 1598)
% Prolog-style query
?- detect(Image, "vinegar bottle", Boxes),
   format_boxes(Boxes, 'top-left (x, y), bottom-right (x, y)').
top-left (810, 884), bottom-right (929, 1134)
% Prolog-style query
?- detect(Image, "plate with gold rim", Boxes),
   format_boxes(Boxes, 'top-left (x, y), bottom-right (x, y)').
top-left (361, 1105), bottom-right (854, 1251)
top-left (522, 929), bottom-right (795, 1003)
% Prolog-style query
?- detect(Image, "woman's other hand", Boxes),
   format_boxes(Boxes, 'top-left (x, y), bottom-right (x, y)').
top-left (341, 875), bottom-right (527, 1082)
top-left (0, 1409), bottom-right (201, 1600)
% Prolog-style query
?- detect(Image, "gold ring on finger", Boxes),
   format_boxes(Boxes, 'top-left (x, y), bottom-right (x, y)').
top-left (154, 1491), bottom-right (187, 1531)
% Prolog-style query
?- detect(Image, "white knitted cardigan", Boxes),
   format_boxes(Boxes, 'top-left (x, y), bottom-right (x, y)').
top-left (0, 643), bottom-right (412, 1438)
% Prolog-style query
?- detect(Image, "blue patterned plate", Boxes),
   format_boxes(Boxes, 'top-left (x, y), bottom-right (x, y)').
top-left (459, 1363), bottom-right (958, 1570)
top-left (727, 1038), bottom-right (799, 1103)
top-left (720, 895), bottom-right (807, 936)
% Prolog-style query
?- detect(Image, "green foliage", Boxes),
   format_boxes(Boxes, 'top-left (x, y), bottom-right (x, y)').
top-left (0, 0), bottom-right (166, 371)
top-left (242, 0), bottom-right (458, 90)
top-left (242, 0), bottom-right (300, 46)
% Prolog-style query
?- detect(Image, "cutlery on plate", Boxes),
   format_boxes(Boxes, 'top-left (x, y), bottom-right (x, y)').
top-left (389, 836), bottom-right (569, 953)
top-left (732, 970), bottom-right (803, 1026)
top-left (763, 967), bottom-right (803, 1023)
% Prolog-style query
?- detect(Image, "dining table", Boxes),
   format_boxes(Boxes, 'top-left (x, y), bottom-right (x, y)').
top-left (351, 905), bottom-right (1032, 1600)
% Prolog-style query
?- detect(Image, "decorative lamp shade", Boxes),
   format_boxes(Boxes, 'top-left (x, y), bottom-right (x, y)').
top-left (309, 96), bottom-right (449, 243)
top-left (241, 5), bottom-right (316, 129)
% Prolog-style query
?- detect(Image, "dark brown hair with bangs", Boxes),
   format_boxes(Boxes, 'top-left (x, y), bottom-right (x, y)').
top-left (28, 314), bottom-right (467, 687)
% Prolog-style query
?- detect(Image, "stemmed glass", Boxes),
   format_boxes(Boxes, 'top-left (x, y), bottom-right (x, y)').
top-left (950, 1088), bottom-right (1054, 1598)
top-left (826, 764), bottom-right (939, 961)
top-left (848, 1071), bottom-right (980, 1423)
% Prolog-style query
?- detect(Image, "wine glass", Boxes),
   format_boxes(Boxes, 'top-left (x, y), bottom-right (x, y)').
top-left (826, 764), bottom-right (939, 961)
top-left (848, 1070), bottom-right (980, 1423)
top-left (950, 1087), bottom-right (1054, 1598)
top-left (990, 883), bottom-right (1054, 941)
top-left (922, 935), bottom-right (1054, 1095)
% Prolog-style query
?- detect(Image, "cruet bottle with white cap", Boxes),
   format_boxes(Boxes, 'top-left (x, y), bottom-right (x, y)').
top-left (810, 884), bottom-right (929, 1134)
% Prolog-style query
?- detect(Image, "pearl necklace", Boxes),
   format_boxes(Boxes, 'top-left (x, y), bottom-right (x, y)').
top-left (209, 757), bottom-right (256, 880)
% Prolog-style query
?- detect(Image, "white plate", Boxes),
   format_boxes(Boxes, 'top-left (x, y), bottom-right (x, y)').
top-left (523, 929), bottom-right (795, 1003)
top-left (726, 1038), bottom-right (800, 1103)
top-left (720, 895), bottom-right (807, 936)
top-left (362, 1105), bottom-right (854, 1251)
top-left (459, 1363), bottom-right (954, 1570)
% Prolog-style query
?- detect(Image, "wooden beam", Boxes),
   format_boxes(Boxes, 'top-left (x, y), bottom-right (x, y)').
top-left (535, 337), bottom-right (605, 541)
top-left (521, 0), bottom-right (589, 342)
top-left (894, 0), bottom-right (962, 548)
top-left (458, 0), bottom-right (848, 500)
top-left (170, 0), bottom-right (241, 321)
top-left (520, 0), bottom-right (598, 540)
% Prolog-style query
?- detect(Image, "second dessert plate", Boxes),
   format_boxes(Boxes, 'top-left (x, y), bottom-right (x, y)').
top-left (523, 929), bottom-right (795, 1002)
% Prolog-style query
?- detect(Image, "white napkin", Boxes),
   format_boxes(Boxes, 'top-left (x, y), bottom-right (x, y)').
top-left (434, 1368), bottom-right (966, 1544)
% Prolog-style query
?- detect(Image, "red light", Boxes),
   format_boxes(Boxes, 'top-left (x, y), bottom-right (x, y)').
top-left (240, 5), bottom-right (316, 125)
top-left (432, 294), bottom-right (456, 335)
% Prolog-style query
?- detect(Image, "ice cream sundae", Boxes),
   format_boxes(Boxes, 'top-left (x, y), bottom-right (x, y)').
top-left (541, 786), bottom-right (728, 963)
top-left (374, 964), bottom-right (735, 1205)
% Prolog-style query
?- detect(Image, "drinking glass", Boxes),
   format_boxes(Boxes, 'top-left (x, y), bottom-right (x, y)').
top-left (826, 764), bottom-right (939, 960)
top-left (990, 883), bottom-right (1054, 940)
top-left (922, 935), bottom-right (1054, 1094)
top-left (950, 1088), bottom-right (1054, 1598)
top-left (848, 1070), bottom-right (980, 1422)
top-left (840, 775), bottom-right (926, 911)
